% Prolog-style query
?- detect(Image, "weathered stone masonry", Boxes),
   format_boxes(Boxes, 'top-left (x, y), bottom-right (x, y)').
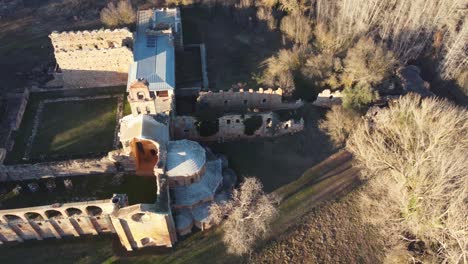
top-left (197, 88), bottom-right (303, 111)
top-left (0, 194), bottom-right (177, 250)
top-left (49, 29), bottom-right (134, 88)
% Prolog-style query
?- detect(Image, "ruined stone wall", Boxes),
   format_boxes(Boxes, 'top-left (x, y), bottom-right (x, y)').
top-left (49, 29), bottom-right (134, 88)
top-left (172, 112), bottom-right (304, 141)
top-left (197, 88), bottom-right (302, 111)
top-left (0, 149), bottom-right (138, 182)
top-left (312, 89), bottom-right (343, 108)
top-left (0, 157), bottom-right (117, 182)
top-left (0, 195), bottom-right (176, 250)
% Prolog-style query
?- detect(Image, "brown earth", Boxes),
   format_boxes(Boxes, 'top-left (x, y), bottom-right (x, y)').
top-left (250, 192), bottom-right (386, 264)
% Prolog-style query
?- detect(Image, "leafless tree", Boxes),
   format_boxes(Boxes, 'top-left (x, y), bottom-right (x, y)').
top-left (319, 105), bottom-right (361, 147)
top-left (315, 0), bottom-right (467, 88)
top-left (280, 13), bottom-right (312, 46)
top-left (341, 37), bottom-right (398, 89)
top-left (209, 178), bottom-right (278, 255)
top-left (261, 48), bottom-right (303, 93)
top-left (347, 94), bottom-right (468, 263)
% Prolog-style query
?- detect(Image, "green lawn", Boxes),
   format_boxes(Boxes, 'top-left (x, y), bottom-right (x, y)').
top-left (5, 86), bottom-right (126, 164)
top-left (31, 98), bottom-right (118, 158)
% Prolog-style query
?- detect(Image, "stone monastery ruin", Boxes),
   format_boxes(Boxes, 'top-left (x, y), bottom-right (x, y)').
top-left (0, 8), bottom-right (303, 251)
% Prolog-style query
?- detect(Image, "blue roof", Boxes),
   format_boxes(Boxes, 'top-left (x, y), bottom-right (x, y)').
top-left (127, 9), bottom-right (175, 92)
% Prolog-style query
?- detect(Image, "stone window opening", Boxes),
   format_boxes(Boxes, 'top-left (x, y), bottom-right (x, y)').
top-left (137, 92), bottom-right (145, 100)
top-left (236, 119), bottom-right (240, 123)
top-left (149, 91), bottom-right (156, 98)
top-left (146, 106), bottom-right (151, 114)
top-left (284, 124), bottom-right (289, 129)
top-left (136, 107), bottom-right (141, 114)
top-left (226, 119), bottom-right (231, 124)
top-left (329, 95), bottom-right (333, 99)
top-left (157, 90), bottom-right (169, 97)
top-left (136, 142), bottom-right (145, 154)
top-left (86, 206), bottom-right (103, 217)
top-left (190, 178), bottom-right (195, 184)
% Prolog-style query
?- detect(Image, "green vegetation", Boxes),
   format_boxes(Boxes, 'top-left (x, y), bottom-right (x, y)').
top-left (1, 174), bottom-right (157, 209)
top-left (243, 115), bottom-right (262, 135)
top-left (31, 98), bottom-right (117, 158)
top-left (195, 119), bottom-right (219, 137)
top-left (5, 86), bottom-right (126, 164)
top-left (342, 84), bottom-right (379, 111)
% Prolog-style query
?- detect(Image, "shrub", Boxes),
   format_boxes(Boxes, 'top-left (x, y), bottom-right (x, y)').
top-left (100, 0), bottom-right (136, 28)
top-left (243, 115), bottom-right (263, 135)
top-left (342, 83), bottom-right (379, 111)
top-left (195, 119), bottom-right (219, 137)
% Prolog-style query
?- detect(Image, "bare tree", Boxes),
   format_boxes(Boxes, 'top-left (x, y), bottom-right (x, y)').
top-left (261, 48), bottom-right (303, 93)
top-left (315, 0), bottom-right (467, 87)
top-left (280, 13), bottom-right (312, 46)
top-left (319, 105), bottom-right (361, 147)
top-left (209, 178), bottom-right (278, 255)
top-left (301, 52), bottom-right (343, 89)
top-left (347, 94), bottom-right (468, 263)
top-left (341, 37), bottom-right (398, 89)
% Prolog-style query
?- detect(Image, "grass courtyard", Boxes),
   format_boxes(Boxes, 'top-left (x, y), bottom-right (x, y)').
top-left (30, 97), bottom-right (118, 158)
top-left (5, 86), bottom-right (128, 164)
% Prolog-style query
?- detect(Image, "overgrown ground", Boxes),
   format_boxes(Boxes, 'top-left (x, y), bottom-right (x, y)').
top-left (0, 0), bottom-right (107, 92)
top-left (251, 192), bottom-right (385, 263)
top-left (0, 174), bottom-right (157, 209)
top-left (208, 104), bottom-right (335, 192)
top-left (181, 6), bottom-right (284, 91)
top-left (5, 86), bottom-right (129, 164)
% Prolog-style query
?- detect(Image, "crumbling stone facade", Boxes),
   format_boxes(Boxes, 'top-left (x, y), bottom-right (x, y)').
top-left (312, 89), bottom-right (343, 108)
top-left (197, 88), bottom-right (303, 111)
top-left (0, 194), bottom-right (177, 250)
top-left (172, 112), bottom-right (304, 141)
top-left (0, 89), bottom-right (29, 164)
top-left (49, 29), bottom-right (134, 88)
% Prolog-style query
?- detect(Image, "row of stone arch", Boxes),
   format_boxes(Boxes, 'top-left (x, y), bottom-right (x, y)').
top-left (0, 205), bottom-right (104, 223)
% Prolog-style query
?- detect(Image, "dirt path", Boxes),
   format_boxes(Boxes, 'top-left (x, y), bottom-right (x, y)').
top-left (270, 150), bottom-right (361, 238)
